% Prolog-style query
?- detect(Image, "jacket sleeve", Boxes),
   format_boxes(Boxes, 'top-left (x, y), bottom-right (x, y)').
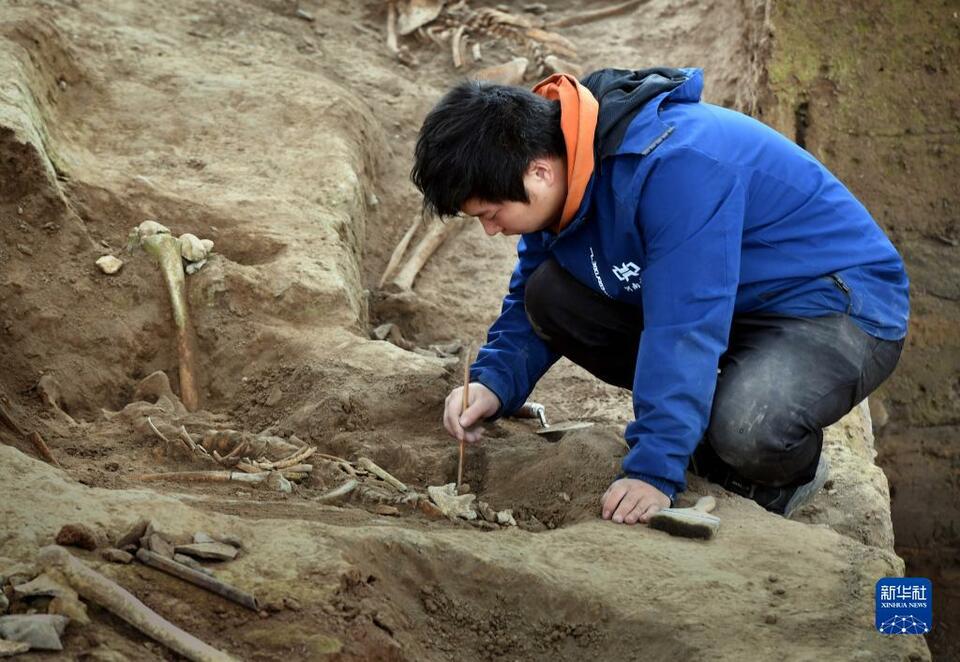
top-left (621, 148), bottom-right (745, 501)
top-left (470, 232), bottom-right (560, 418)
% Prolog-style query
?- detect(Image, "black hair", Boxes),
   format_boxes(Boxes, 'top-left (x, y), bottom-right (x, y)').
top-left (411, 80), bottom-right (566, 217)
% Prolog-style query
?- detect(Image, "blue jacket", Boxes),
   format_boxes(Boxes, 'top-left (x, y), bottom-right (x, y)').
top-left (470, 68), bottom-right (910, 500)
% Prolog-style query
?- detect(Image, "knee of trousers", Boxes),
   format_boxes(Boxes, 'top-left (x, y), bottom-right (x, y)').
top-left (523, 259), bottom-right (564, 342)
top-left (706, 406), bottom-right (821, 484)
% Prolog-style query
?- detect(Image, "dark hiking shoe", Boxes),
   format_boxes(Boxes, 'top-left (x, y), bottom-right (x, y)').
top-left (689, 444), bottom-right (830, 518)
top-left (749, 453), bottom-right (831, 518)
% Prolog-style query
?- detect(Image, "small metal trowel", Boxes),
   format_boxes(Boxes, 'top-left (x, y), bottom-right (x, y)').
top-left (513, 401), bottom-right (594, 442)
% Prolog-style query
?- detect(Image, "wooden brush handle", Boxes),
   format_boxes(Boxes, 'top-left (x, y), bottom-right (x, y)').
top-left (693, 496), bottom-right (716, 514)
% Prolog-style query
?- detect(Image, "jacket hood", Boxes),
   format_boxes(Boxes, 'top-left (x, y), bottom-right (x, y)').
top-left (531, 73), bottom-right (598, 233)
top-left (581, 67), bottom-right (693, 161)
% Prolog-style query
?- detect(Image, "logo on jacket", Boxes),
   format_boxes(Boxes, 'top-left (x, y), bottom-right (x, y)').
top-left (612, 262), bottom-right (642, 283)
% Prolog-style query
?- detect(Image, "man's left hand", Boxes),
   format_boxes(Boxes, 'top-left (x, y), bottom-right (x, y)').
top-left (601, 478), bottom-right (671, 525)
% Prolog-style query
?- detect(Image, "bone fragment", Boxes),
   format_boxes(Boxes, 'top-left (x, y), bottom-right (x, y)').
top-left (0, 614), bottom-right (69, 651)
top-left (471, 42), bottom-right (482, 62)
top-left (315, 479), bottom-right (358, 504)
top-left (396, 0), bottom-right (445, 35)
top-left (96, 255), bottom-right (123, 274)
top-left (548, 0), bottom-right (647, 28)
top-left (379, 214), bottom-right (422, 287)
top-left (179, 234), bottom-right (212, 262)
top-left (27, 431), bottom-right (60, 467)
top-left (386, 0), bottom-right (399, 53)
top-left (391, 217), bottom-right (467, 290)
top-left (356, 457), bottom-right (408, 492)
top-left (138, 471), bottom-right (270, 485)
top-left (138, 220), bottom-right (170, 238)
top-left (37, 545), bottom-right (238, 662)
top-left (260, 446), bottom-right (315, 471)
top-left (173, 543), bottom-right (237, 562)
top-left (524, 28), bottom-right (578, 57)
top-left (427, 483), bottom-right (478, 520)
top-left (543, 54), bottom-right (583, 78)
top-left (472, 57), bottom-right (528, 85)
top-left (451, 24), bottom-right (467, 68)
top-left (136, 550), bottom-right (258, 611)
top-left (0, 403), bottom-right (24, 436)
top-left (140, 233), bottom-right (200, 411)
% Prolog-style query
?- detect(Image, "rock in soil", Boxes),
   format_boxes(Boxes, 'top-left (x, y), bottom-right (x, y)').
top-left (0, 595), bottom-right (7, 615)
top-left (55, 523), bottom-right (103, 550)
top-left (0, 638), bottom-right (29, 657)
top-left (95, 255), bottom-right (123, 274)
top-left (0, 614), bottom-right (69, 651)
top-left (100, 548), bottom-right (133, 564)
top-left (496, 510), bottom-right (517, 527)
top-left (115, 518), bottom-right (149, 549)
top-left (146, 533), bottom-right (175, 559)
top-left (174, 542), bottom-right (238, 562)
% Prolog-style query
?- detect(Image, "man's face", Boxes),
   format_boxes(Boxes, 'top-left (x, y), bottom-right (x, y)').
top-left (461, 157), bottom-right (567, 236)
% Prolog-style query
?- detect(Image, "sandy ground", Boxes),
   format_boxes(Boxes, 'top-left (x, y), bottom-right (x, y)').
top-left (0, 0), bottom-right (937, 659)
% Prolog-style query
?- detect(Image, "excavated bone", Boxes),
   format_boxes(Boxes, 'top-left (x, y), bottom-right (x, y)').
top-left (186, 259), bottom-right (207, 275)
top-left (96, 255), bottom-right (124, 274)
top-left (471, 57), bottom-right (528, 86)
top-left (134, 371), bottom-right (189, 417)
top-left (173, 543), bottom-right (238, 562)
top-left (140, 232), bottom-right (200, 411)
top-left (12, 574), bottom-right (73, 599)
top-left (427, 483), bottom-right (477, 520)
top-left (178, 234), bottom-right (211, 262)
top-left (138, 220), bottom-right (170, 238)
top-left (0, 638), bottom-right (28, 656)
top-left (396, 0), bottom-right (445, 35)
top-left (37, 545), bottom-right (237, 662)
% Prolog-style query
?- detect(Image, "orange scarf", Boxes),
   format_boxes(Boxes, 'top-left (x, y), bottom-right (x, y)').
top-left (532, 74), bottom-right (599, 233)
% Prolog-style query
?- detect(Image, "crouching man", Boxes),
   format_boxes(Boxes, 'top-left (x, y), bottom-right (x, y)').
top-left (412, 67), bottom-right (909, 524)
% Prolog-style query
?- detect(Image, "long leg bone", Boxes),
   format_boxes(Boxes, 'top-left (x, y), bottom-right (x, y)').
top-left (138, 471), bottom-right (271, 485)
top-left (391, 217), bottom-right (467, 290)
top-left (547, 0), bottom-right (647, 28)
top-left (378, 214), bottom-right (422, 288)
top-left (136, 550), bottom-right (259, 612)
top-left (356, 457), bottom-right (408, 492)
top-left (315, 479), bottom-right (358, 504)
top-left (141, 233), bottom-right (201, 411)
top-left (37, 545), bottom-right (237, 662)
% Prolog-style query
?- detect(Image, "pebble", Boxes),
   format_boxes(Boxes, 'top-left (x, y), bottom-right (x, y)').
top-left (773, 588), bottom-right (786, 596)
top-left (100, 548), bottom-right (133, 564)
top-left (768, 575), bottom-right (779, 583)
top-left (55, 523), bottom-right (103, 551)
top-left (373, 505), bottom-right (400, 516)
top-left (765, 614), bottom-right (778, 624)
top-left (0, 638), bottom-right (29, 656)
top-left (115, 518), bottom-right (149, 549)
top-left (16, 244), bottom-right (33, 256)
top-left (0, 594), bottom-right (8, 614)
top-left (266, 472), bottom-right (292, 494)
top-left (496, 509), bottom-right (517, 527)
top-left (95, 255), bottom-right (123, 274)
top-left (174, 542), bottom-right (239, 562)
top-left (478, 501), bottom-right (498, 523)
top-left (417, 499), bottom-right (444, 519)
top-left (0, 614), bottom-right (69, 651)
top-left (456, 483), bottom-right (471, 495)
top-left (147, 534), bottom-right (175, 560)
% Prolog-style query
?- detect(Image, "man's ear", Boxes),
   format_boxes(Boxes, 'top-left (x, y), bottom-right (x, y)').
top-left (528, 157), bottom-right (559, 186)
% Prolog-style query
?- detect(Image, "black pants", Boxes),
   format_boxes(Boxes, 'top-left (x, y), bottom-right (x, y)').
top-left (525, 259), bottom-right (904, 488)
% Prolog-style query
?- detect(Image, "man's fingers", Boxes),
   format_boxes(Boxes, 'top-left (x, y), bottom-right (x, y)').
top-left (601, 484), bottom-right (628, 520)
top-left (612, 491), bottom-right (641, 524)
top-left (624, 499), bottom-right (654, 525)
top-left (638, 502), bottom-right (664, 524)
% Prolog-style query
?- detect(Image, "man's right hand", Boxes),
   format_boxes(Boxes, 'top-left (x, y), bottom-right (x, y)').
top-left (443, 382), bottom-right (500, 443)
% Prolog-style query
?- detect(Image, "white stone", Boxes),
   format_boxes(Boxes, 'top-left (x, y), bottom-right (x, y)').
top-left (496, 509), bottom-right (517, 527)
top-left (95, 255), bottom-right (123, 274)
